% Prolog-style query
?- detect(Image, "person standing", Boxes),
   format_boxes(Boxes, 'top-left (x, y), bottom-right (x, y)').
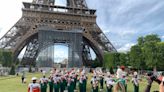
top-left (105, 74), bottom-right (115, 92)
top-left (48, 76), bottom-right (54, 92)
top-left (132, 73), bottom-right (139, 92)
top-left (60, 76), bottom-right (66, 92)
top-left (99, 74), bottom-right (104, 90)
top-left (82, 74), bottom-right (87, 92)
top-left (67, 76), bottom-right (75, 92)
top-left (21, 71), bottom-right (25, 83)
top-left (53, 74), bottom-right (60, 92)
top-left (40, 76), bottom-right (48, 92)
top-left (79, 74), bottom-right (84, 92)
top-left (91, 75), bottom-right (99, 92)
top-left (78, 74), bottom-right (87, 92)
top-left (73, 73), bottom-right (78, 90)
top-left (144, 72), bottom-right (154, 92)
top-left (28, 77), bottom-right (40, 92)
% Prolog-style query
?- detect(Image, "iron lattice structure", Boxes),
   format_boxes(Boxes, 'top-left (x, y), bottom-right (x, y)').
top-left (0, 0), bottom-right (116, 67)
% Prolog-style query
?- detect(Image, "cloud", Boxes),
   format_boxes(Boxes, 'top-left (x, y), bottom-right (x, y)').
top-left (117, 43), bottom-right (136, 52)
top-left (0, 0), bottom-right (164, 53)
top-left (162, 36), bottom-right (164, 39)
top-left (87, 0), bottom-right (164, 52)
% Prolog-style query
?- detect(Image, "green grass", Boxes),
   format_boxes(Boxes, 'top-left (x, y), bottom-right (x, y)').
top-left (0, 73), bottom-right (159, 92)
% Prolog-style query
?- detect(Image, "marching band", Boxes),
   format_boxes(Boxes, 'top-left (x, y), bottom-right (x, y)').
top-left (28, 66), bottom-right (131, 92)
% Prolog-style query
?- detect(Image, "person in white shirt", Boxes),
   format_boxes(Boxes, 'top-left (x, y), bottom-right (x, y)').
top-left (132, 72), bottom-right (139, 92)
top-left (91, 75), bottom-right (99, 92)
top-left (28, 77), bottom-right (40, 92)
top-left (105, 74), bottom-right (115, 92)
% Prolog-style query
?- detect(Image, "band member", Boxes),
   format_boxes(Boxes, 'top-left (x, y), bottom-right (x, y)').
top-left (67, 75), bottom-right (75, 92)
top-left (28, 77), bottom-right (40, 92)
top-left (40, 76), bottom-right (48, 92)
top-left (48, 76), bottom-right (54, 92)
top-left (99, 74), bottom-right (104, 90)
top-left (83, 74), bottom-right (87, 92)
top-left (53, 74), bottom-right (60, 92)
top-left (79, 74), bottom-right (84, 92)
top-left (105, 74), bottom-right (115, 92)
top-left (114, 66), bottom-right (127, 92)
top-left (91, 75), bottom-right (99, 92)
top-left (72, 73), bottom-right (78, 90)
top-left (60, 75), bottom-right (67, 92)
top-left (132, 73), bottom-right (139, 92)
top-left (78, 73), bottom-right (87, 92)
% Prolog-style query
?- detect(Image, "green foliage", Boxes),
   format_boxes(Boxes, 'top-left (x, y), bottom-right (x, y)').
top-left (156, 42), bottom-right (164, 70)
top-left (1, 50), bottom-right (13, 67)
top-left (144, 34), bottom-right (161, 43)
top-left (138, 36), bottom-right (144, 46)
top-left (90, 58), bottom-right (102, 68)
top-left (103, 52), bottom-right (115, 69)
top-left (119, 53), bottom-right (128, 66)
top-left (129, 45), bottom-right (145, 69)
top-left (128, 34), bottom-right (162, 70)
top-left (103, 52), bottom-right (129, 69)
top-left (143, 42), bottom-right (158, 68)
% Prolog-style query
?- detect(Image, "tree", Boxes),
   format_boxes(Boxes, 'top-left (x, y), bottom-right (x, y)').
top-left (1, 50), bottom-right (13, 67)
top-left (119, 53), bottom-right (128, 66)
top-left (143, 42), bottom-right (158, 69)
top-left (144, 34), bottom-right (161, 43)
top-left (156, 42), bottom-right (164, 70)
top-left (138, 36), bottom-right (144, 46)
top-left (114, 53), bottom-right (120, 66)
top-left (129, 45), bottom-right (144, 69)
top-left (103, 52), bottom-right (115, 69)
top-left (131, 34), bottom-right (162, 70)
top-left (142, 34), bottom-right (161, 70)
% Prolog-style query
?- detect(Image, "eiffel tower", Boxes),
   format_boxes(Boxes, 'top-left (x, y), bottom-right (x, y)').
top-left (0, 0), bottom-right (116, 67)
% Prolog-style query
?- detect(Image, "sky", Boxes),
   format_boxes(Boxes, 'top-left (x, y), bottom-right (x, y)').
top-left (0, 0), bottom-right (164, 62)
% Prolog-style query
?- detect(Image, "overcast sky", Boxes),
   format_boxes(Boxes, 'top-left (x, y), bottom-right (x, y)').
top-left (0, 0), bottom-right (164, 61)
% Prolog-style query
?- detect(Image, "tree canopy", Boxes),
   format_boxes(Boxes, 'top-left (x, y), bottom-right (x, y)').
top-left (103, 34), bottom-right (164, 70)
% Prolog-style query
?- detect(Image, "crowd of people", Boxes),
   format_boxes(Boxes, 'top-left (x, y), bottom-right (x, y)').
top-left (27, 66), bottom-right (164, 92)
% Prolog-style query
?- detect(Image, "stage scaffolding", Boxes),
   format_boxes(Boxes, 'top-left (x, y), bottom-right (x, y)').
top-left (38, 29), bottom-right (83, 68)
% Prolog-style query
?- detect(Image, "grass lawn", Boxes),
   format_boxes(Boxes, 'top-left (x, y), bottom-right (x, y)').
top-left (0, 72), bottom-right (159, 92)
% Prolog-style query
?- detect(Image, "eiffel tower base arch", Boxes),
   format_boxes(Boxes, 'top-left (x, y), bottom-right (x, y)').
top-left (38, 28), bottom-right (83, 68)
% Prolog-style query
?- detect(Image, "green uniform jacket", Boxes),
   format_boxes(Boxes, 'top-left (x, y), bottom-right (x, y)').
top-left (83, 79), bottom-right (87, 92)
top-left (68, 82), bottom-right (74, 92)
top-left (49, 81), bottom-right (53, 92)
top-left (60, 81), bottom-right (65, 92)
top-left (100, 77), bottom-right (104, 89)
top-left (54, 83), bottom-right (60, 92)
top-left (40, 83), bottom-right (47, 92)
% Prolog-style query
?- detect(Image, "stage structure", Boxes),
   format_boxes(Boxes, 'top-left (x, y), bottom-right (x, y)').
top-left (0, 0), bottom-right (116, 67)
